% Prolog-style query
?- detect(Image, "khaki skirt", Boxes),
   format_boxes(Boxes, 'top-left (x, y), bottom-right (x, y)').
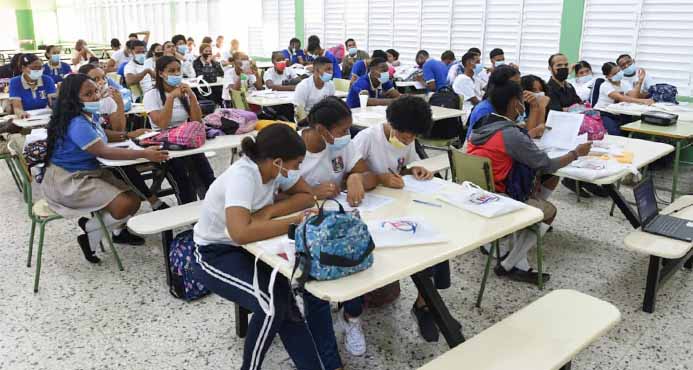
top-left (41, 165), bottom-right (130, 218)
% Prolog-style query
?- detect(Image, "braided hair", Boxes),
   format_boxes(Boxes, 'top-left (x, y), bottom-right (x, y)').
top-left (46, 73), bottom-right (91, 164)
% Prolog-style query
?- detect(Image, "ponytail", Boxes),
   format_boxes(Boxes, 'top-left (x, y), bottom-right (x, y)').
top-left (241, 124), bottom-right (305, 162)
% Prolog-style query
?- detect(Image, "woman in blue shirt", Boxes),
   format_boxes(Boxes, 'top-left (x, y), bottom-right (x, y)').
top-left (42, 73), bottom-right (168, 263)
top-left (282, 38), bottom-right (306, 66)
top-left (43, 45), bottom-right (72, 84)
top-left (9, 54), bottom-right (57, 119)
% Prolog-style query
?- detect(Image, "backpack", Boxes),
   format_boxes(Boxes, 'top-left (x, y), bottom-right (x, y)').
top-left (428, 87), bottom-right (463, 139)
top-left (203, 108), bottom-right (257, 134)
top-left (23, 129), bottom-right (48, 183)
top-left (168, 230), bottom-right (210, 301)
top-left (580, 109), bottom-right (606, 141)
top-left (503, 127), bottom-right (537, 202)
top-left (141, 121), bottom-right (206, 150)
top-left (648, 84), bottom-right (678, 104)
top-left (198, 99), bottom-right (216, 116)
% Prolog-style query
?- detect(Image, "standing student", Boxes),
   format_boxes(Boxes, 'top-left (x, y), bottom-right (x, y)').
top-left (192, 124), bottom-right (345, 370)
top-left (414, 50), bottom-right (449, 92)
top-left (222, 52), bottom-right (263, 102)
top-left (9, 54), bottom-right (57, 119)
top-left (264, 51), bottom-right (299, 91)
top-left (144, 56), bottom-right (216, 204)
top-left (341, 38), bottom-right (369, 78)
top-left (616, 54), bottom-right (652, 98)
top-left (293, 56), bottom-right (336, 120)
top-left (43, 45), bottom-right (72, 84)
top-left (346, 57), bottom-right (400, 109)
top-left (193, 43), bottom-right (225, 104)
top-left (452, 52), bottom-right (484, 109)
top-left (282, 38), bottom-right (306, 66)
top-left (594, 62), bottom-right (654, 135)
top-left (570, 61), bottom-right (595, 103)
top-left (124, 40), bottom-right (155, 94)
top-left (42, 74), bottom-right (167, 262)
top-left (172, 34), bottom-right (197, 78)
top-left (306, 35), bottom-right (342, 79)
top-left (386, 49), bottom-right (400, 67)
top-left (71, 39), bottom-right (95, 67)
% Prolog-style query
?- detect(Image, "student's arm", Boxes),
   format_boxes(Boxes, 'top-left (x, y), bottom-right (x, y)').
top-left (504, 128), bottom-right (592, 172)
top-left (71, 51), bottom-right (82, 66)
top-left (125, 68), bottom-right (152, 86)
top-left (227, 206), bottom-right (304, 245)
top-left (107, 89), bottom-right (126, 131)
top-left (86, 140), bottom-right (167, 162)
top-left (609, 91), bottom-right (654, 105)
top-left (267, 79), bottom-right (295, 91)
top-left (251, 68), bottom-right (263, 90)
top-left (383, 88), bottom-right (401, 99)
top-left (183, 85), bottom-right (202, 122)
top-left (347, 159), bottom-right (378, 191)
top-left (147, 89), bottom-right (181, 130)
top-left (525, 94), bottom-right (550, 134)
top-left (10, 99), bottom-right (27, 118)
top-left (138, 31), bottom-right (151, 44)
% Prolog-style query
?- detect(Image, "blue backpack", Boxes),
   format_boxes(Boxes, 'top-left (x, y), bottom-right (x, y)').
top-left (648, 84), bottom-right (678, 104)
top-left (169, 230), bottom-right (210, 301)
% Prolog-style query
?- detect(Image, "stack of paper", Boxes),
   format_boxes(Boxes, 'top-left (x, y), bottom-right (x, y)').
top-left (402, 175), bottom-right (447, 194)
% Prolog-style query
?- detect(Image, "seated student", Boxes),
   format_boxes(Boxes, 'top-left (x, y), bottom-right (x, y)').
top-left (9, 54), bottom-right (57, 119)
top-left (466, 65), bottom-right (520, 137)
top-left (71, 39), bottom-right (95, 67)
top-left (222, 52), bottom-right (263, 102)
top-left (350, 49), bottom-right (389, 82)
top-left (520, 74), bottom-right (551, 135)
top-left (42, 74), bottom-right (168, 263)
top-left (193, 43), bottom-right (225, 104)
top-left (109, 38), bottom-right (121, 56)
top-left (594, 62), bottom-right (654, 135)
top-left (282, 37), bottom-right (307, 66)
top-left (305, 35), bottom-right (342, 78)
top-left (43, 45), bottom-right (71, 85)
top-left (172, 34), bottom-right (197, 78)
top-left (0, 53), bottom-right (23, 79)
top-left (144, 43), bottom-right (163, 71)
top-left (106, 38), bottom-right (132, 73)
top-left (452, 52), bottom-right (484, 109)
top-left (128, 30), bottom-right (151, 46)
top-left (124, 40), bottom-right (155, 94)
top-left (478, 48), bottom-right (508, 88)
top-left (414, 50), bottom-right (449, 92)
top-left (386, 48), bottom-right (400, 67)
top-left (144, 56), bottom-right (216, 204)
top-left (264, 51), bottom-right (300, 91)
top-left (570, 61), bottom-right (595, 103)
top-left (192, 124), bottom-right (344, 370)
top-left (616, 54), bottom-right (652, 98)
top-left (467, 79), bottom-right (592, 284)
top-left (186, 37), bottom-right (197, 57)
top-left (441, 50), bottom-right (457, 71)
top-left (341, 38), bottom-right (369, 78)
top-left (346, 57), bottom-right (400, 109)
top-left (293, 56), bottom-right (336, 120)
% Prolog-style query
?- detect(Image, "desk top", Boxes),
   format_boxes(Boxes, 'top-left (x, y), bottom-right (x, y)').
top-left (621, 120), bottom-right (693, 140)
top-left (600, 103), bottom-right (693, 122)
top-left (246, 90), bottom-right (348, 107)
top-left (352, 105), bottom-right (465, 128)
top-left (244, 185), bottom-right (544, 302)
top-left (624, 196), bottom-right (693, 259)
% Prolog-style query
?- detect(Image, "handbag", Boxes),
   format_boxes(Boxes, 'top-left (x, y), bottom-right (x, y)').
top-left (140, 121), bottom-right (206, 150)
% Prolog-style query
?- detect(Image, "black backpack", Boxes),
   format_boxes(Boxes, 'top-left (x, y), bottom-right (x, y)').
top-left (427, 87), bottom-right (463, 140)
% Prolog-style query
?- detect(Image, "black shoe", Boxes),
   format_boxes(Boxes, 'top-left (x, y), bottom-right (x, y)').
top-left (78, 217), bottom-right (89, 233)
top-left (77, 234), bottom-right (101, 264)
top-left (495, 265), bottom-right (550, 285)
top-left (479, 246), bottom-right (509, 261)
top-left (581, 182), bottom-right (609, 198)
top-left (153, 201), bottom-right (170, 211)
top-left (411, 303), bottom-right (439, 342)
top-left (561, 178), bottom-right (591, 198)
top-left (112, 229), bottom-right (145, 245)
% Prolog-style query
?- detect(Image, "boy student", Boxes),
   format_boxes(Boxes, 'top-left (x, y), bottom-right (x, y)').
top-left (293, 56), bottom-right (336, 120)
top-left (616, 54), bottom-right (653, 98)
top-left (107, 38), bottom-right (132, 73)
top-left (306, 35), bottom-right (342, 78)
top-left (467, 79), bottom-right (592, 284)
top-left (282, 37), bottom-right (306, 66)
top-left (350, 49), bottom-right (389, 81)
top-left (341, 38), bottom-right (369, 77)
top-left (124, 40), bottom-right (155, 94)
top-left (478, 48), bottom-right (508, 87)
top-left (441, 50), bottom-right (456, 70)
top-left (172, 34), bottom-right (197, 78)
top-left (414, 50), bottom-right (449, 92)
top-left (594, 62), bottom-right (654, 135)
top-left (452, 51), bottom-right (484, 109)
top-left (346, 57), bottom-right (400, 109)
top-left (264, 51), bottom-right (300, 91)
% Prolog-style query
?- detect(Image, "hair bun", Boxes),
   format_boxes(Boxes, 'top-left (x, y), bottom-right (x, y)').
top-left (241, 137), bottom-right (258, 159)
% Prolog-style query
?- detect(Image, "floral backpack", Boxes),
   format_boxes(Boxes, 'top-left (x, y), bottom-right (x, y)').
top-left (168, 230), bottom-right (209, 301)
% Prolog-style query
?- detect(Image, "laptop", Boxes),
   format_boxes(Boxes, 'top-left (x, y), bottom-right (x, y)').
top-left (634, 177), bottom-right (693, 242)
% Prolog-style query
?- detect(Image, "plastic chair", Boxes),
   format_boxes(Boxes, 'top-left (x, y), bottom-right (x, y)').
top-left (230, 89), bottom-right (250, 111)
top-left (128, 83), bottom-right (143, 102)
top-left (6, 141), bottom-right (123, 293)
top-left (333, 78), bottom-right (351, 93)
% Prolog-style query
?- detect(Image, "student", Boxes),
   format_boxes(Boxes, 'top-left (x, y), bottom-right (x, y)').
top-left (282, 38), bottom-right (307, 66)
top-left (386, 49), bottom-right (400, 67)
top-left (9, 54), bottom-right (57, 119)
top-left (110, 38), bottom-right (121, 55)
top-left (201, 36), bottom-right (213, 46)
top-left (128, 30), bottom-right (150, 46)
top-left (43, 45), bottom-right (72, 84)
top-left (594, 62), bottom-right (654, 135)
top-left (192, 124), bottom-right (344, 370)
top-left (346, 57), bottom-right (400, 109)
top-left (264, 51), bottom-right (299, 91)
top-left (144, 43), bottom-right (163, 72)
top-left (107, 39), bottom-right (132, 73)
top-left (222, 52), bottom-right (263, 102)
top-left (341, 38), bottom-right (369, 78)
top-left (350, 49), bottom-right (389, 82)
top-left (230, 38), bottom-right (241, 54)
top-left (616, 54), bottom-right (652, 98)
top-left (466, 65), bottom-right (522, 139)
top-left (353, 96), bottom-right (449, 342)
top-left (212, 35), bottom-right (224, 59)
top-left (193, 43), bottom-right (225, 104)
top-left (186, 37), bottom-right (197, 56)
top-left (144, 56), bottom-right (216, 204)
top-left (306, 35), bottom-right (342, 79)
top-left (172, 34), bottom-right (197, 78)
top-left (478, 48), bottom-right (507, 87)
top-left (293, 56), bottom-right (336, 119)
top-left (71, 39), bottom-right (95, 67)
top-left (570, 61), bottom-right (595, 103)
top-left (124, 40), bottom-right (155, 94)
top-left (42, 74), bottom-right (168, 262)
top-left (452, 52), bottom-right (484, 109)
top-left (162, 41), bottom-right (176, 58)
top-left (520, 75), bottom-right (551, 134)
top-left (414, 50), bottom-right (449, 92)
top-left (441, 50), bottom-right (456, 70)
top-left (0, 53), bottom-right (23, 78)
top-left (467, 79), bottom-right (592, 284)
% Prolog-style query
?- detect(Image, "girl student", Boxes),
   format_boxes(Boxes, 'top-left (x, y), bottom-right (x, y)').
top-left (143, 56), bottom-right (216, 204)
top-left (42, 74), bottom-right (168, 263)
top-left (43, 45), bottom-right (72, 84)
top-left (192, 124), bottom-right (345, 370)
top-left (9, 54), bottom-right (57, 119)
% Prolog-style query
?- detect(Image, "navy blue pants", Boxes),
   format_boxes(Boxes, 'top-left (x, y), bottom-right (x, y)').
top-left (602, 113), bottom-right (622, 136)
top-left (193, 244), bottom-right (342, 370)
top-left (168, 153), bottom-right (215, 204)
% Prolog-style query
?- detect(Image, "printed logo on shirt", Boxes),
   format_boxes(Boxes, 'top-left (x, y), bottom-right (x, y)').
top-left (331, 156), bottom-right (345, 173)
top-left (397, 157), bottom-right (406, 173)
top-left (39, 90), bottom-right (46, 100)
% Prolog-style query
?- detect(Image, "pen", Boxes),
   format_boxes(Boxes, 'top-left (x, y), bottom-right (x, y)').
top-left (544, 126), bottom-right (553, 131)
top-left (413, 199), bottom-right (442, 208)
top-left (388, 168), bottom-right (401, 177)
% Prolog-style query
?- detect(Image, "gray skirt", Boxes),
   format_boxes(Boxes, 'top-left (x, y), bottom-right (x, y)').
top-left (41, 165), bottom-right (130, 218)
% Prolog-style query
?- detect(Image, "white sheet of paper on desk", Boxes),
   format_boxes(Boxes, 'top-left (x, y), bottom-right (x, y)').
top-left (25, 108), bottom-right (52, 117)
top-left (540, 111), bottom-right (584, 150)
top-left (367, 217), bottom-right (448, 248)
top-left (402, 175), bottom-right (447, 194)
top-left (333, 192), bottom-right (394, 212)
top-left (258, 237), bottom-right (295, 265)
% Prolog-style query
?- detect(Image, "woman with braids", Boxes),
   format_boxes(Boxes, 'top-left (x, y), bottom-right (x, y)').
top-left (42, 73), bottom-right (168, 263)
top-left (143, 55), bottom-right (215, 204)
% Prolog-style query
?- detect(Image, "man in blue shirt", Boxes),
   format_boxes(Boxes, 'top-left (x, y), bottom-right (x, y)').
top-left (306, 35), bottom-right (342, 79)
top-left (414, 50), bottom-right (448, 92)
top-left (282, 38), bottom-right (307, 66)
top-left (346, 57), bottom-right (400, 109)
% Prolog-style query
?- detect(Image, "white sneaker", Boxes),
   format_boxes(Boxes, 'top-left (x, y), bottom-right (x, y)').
top-left (337, 309), bottom-right (366, 356)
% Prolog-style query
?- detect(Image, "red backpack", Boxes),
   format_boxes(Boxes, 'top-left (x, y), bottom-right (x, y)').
top-left (141, 121), bottom-right (206, 149)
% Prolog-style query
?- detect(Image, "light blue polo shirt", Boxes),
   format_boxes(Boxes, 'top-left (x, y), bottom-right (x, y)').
top-left (346, 74), bottom-right (395, 108)
top-left (9, 75), bottom-right (57, 111)
top-left (422, 59), bottom-right (449, 92)
top-left (51, 113), bottom-right (108, 172)
top-left (43, 62), bottom-right (72, 84)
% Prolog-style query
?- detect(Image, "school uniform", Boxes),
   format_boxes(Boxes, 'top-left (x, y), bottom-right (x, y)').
top-left (292, 77), bottom-right (336, 112)
top-left (110, 49), bottom-right (131, 69)
top-left (124, 59), bottom-right (153, 93)
top-left (42, 62), bottom-right (72, 84)
top-left (282, 48), bottom-right (306, 65)
top-left (222, 68), bottom-right (259, 101)
top-left (8, 75), bottom-right (57, 111)
top-left (143, 89), bottom-right (215, 204)
top-left (192, 156), bottom-right (343, 370)
top-left (422, 59), bottom-right (449, 92)
top-left (594, 80), bottom-right (627, 135)
top-left (452, 74), bottom-right (483, 110)
top-left (263, 66), bottom-right (298, 86)
top-left (623, 70), bottom-right (654, 94)
top-left (350, 59), bottom-right (367, 79)
top-left (570, 77), bottom-right (595, 103)
top-left (346, 74), bottom-right (395, 108)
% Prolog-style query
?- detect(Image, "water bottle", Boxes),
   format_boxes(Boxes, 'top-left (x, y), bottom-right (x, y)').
top-left (119, 88), bottom-right (132, 112)
top-left (240, 74), bottom-right (248, 92)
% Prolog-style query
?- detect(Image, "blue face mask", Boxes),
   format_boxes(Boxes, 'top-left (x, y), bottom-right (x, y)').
top-left (611, 71), bottom-right (624, 82)
top-left (327, 132), bottom-right (351, 151)
top-left (134, 53), bottom-right (146, 64)
top-left (166, 74), bottom-right (183, 87)
top-left (623, 64), bottom-right (637, 76)
top-left (50, 54), bottom-right (61, 64)
top-left (177, 45), bottom-right (188, 54)
top-left (274, 162), bottom-right (300, 188)
top-left (378, 71), bottom-right (390, 84)
top-left (320, 72), bottom-right (333, 82)
top-left (348, 47), bottom-right (358, 56)
top-left (82, 101), bottom-right (100, 114)
top-left (28, 69), bottom-right (43, 81)
top-left (473, 63), bottom-right (483, 74)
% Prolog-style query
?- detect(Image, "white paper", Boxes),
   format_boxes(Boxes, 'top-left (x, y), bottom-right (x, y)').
top-left (333, 192), bottom-right (394, 212)
top-left (107, 139), bottom-right (142, 150)
top-left (25, 108), bottom-right (52, 117)
top-left (540, 111), bottom-right (584, 150)
top-left (367, 217), bottom-right (448, 248)
top-left (258, 237), bottom-right (295, 265)
top-left (402, 175), bottom-right (447, 194)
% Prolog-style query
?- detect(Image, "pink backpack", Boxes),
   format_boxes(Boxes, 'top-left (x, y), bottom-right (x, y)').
top-left (328, 44), bottom-right (346, 62)
top-left (203, 108), bottom-right (258, 134)
top-left (575, 102), bottom-right (607, 141)
top-left (141, 121), bottom-right (206, 149)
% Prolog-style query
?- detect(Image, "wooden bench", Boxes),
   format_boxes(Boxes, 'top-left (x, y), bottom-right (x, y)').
top-left (127, 201), bottom-right (250, 337)
top-left (418, 289), bottom-right (621, 370)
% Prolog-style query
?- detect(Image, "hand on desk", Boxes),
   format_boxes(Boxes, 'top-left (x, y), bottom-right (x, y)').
top-left (379, 173), bottom-right (404, 189)
top-left (410, 166), bottom-right (433, 181)
top-left (143, 146), bottom-right (169, 162)
top-left (313, 181), bottom-right (341, 200)
top-left (127, 128), bottom-right (151, 139)
top-left (575, 142), bottom-right (592, 157)
top-left (345, 174), bottom-right (365, 207)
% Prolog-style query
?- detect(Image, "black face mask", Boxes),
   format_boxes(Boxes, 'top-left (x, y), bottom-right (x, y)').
top-left (154, 51), bottom-right (163, 58)
top-left (554, 67), bottom-right (569, 82)
top-left (203, 53), bottom-right (212, 58)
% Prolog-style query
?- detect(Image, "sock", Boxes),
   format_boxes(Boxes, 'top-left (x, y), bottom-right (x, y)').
top-left (539, 186), bottom-right (554, 201)
top-left (112, 227), bottom-right (123, 236)
top-left (85, 217), bottom-right (103, 250)
top-left (84, 217), bottom-right (100, 233)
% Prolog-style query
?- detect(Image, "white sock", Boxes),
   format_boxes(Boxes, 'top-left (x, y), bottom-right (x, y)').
top-left (112, 227), bottom-right (123, 236)
top-left (539, 186), bottom-right (554, 201)
top-left (84, 217), bottom-right (100, 233)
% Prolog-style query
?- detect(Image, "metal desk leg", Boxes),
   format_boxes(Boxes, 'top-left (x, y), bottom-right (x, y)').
top-left (643, 256), bottom-right (661, 313)
top-left (162, 230), bottom-right (174, 288)
top-left (411, 272), bottom-right (465, 348)
top-left (672, 140), bottom-right (681, 203)
top-left (603, 184), bottom-right (641, 229)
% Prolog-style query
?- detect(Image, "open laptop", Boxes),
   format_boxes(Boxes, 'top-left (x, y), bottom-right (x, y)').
top-left (634, 177), bottom-right (693, 242)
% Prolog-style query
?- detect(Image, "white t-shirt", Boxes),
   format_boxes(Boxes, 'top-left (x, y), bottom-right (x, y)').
top-left (193, 156), bottom-right (298, 246)
top-left (298, 141), bottom-right (362, 187)
top-left (99, 97), bottom-right (118, 116)
top-left (452, 74), bottom-right (483, 109)
top-left (124, 60), bottom-right (153, 93)
top-left (222, 68), bottom-right (258, 101)
top-left (594, 81), bottom-right (625, 110)
top-left (353, 123), bottom-right (420, 174)
top-left (623, 70), bottom-right (654, 93)
top-left (570, 77), bottom-right (595, 103)
top-left (293, 77), bottom-right (336, 112)
top-left (446, 62), bottom-right (462, 85)
top-left (143, 57), bottom-right (155, 71)
top-left (111, 49), bottom-right (130, 67)
top-left (263, 67), bottom-right (298, 87)
top-left (477, 68), bottom-right (490, 89)
top-left (143, 89), bottom-right (190, 129)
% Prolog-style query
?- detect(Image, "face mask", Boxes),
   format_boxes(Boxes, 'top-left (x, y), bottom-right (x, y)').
top-left (326, 132), bottom-right (351, 151)
top-left (494, 60), bottom-right (505, 67)
top-left (473, 63), bottom-right (483, 74)
top-left (203, 53), bottom-right (212, 58)
top-left (134, 53), bottom-right (146, 64)
top-left (177, 45), bottom-right (188, 54)
top-left (154, 51), bottom-right (163, 58)
top-left (28, 69), bottom-right (43, 81)
top-left (576, 75), bottom-right (593, 84)
top-left (320, 72), bottom-right (333, 82)
top-left (82, 101), bottom-right (100, 114)
top-left (275, 61), bottom-right (286, 72)
top-left (555, 67), bottom-right (569, 82)
top-left (389, 130), bottom-right (408, 150)
top-left (378, 71), bottom-right (390, 84)
top-left (348, 47), bottom-right (358, 56)
top-left (50, 54), bottom-right (61, 64)
top-left (532, 91), bottom-right (545, 98)
top-left (166, 74), bottom-right (183, 87)
top-left (515, 102), bottom-right (526, 124)
top-left (610, 71), bottom-right (624, 82)
top-left (623, 64), bottom-right (637, 77)
top-left (274, 161), bottom-right (300, 188)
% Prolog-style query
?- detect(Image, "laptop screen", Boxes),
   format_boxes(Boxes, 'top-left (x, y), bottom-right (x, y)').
top-left (634, 178), bottom-right (658, 225)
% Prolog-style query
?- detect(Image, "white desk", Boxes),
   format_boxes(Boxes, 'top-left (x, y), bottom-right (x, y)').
top-left (352, 105), bottom-right (466, 128)
top-left (600, 102), bottom-right (693, 122)
top-left (0, 92), bottom-right (8, 100)
top-left (246, 90), bottom-right (348, 107)
top-left (12, 104), bottom-right (147, 128)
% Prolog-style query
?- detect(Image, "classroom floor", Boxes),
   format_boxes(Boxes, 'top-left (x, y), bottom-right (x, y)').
top-left (2, 151), bottom-right (693, 370)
